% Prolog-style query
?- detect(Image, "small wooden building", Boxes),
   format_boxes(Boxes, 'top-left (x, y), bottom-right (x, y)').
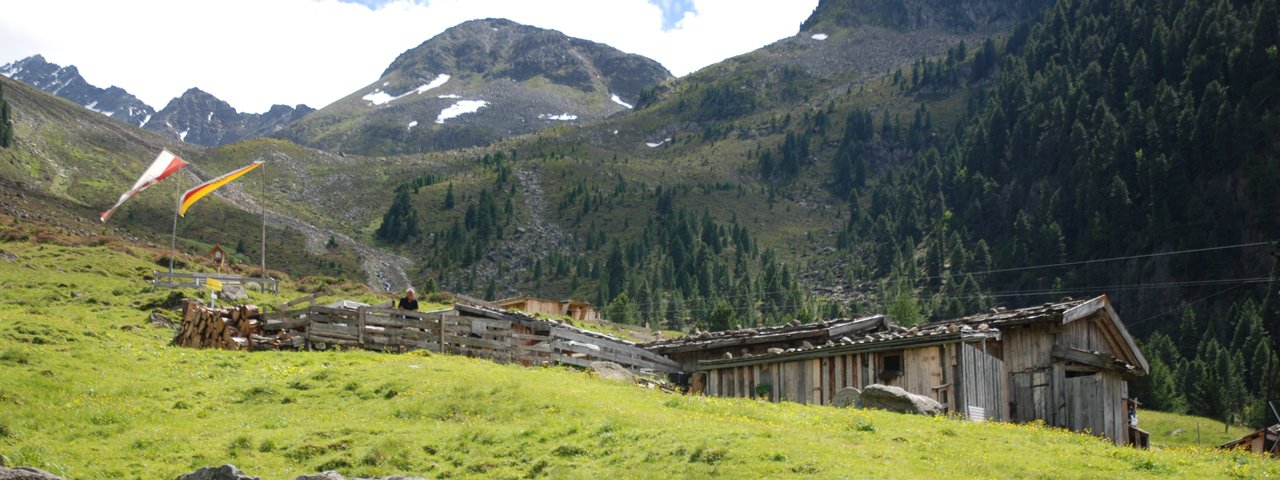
top-left (645, 315), bottom-right (889, 371)
top-left (696, 295), bottom-right (1149, 445)
top-left (496, 295), bottom-right (601, 323)
top-left (1220, 424), bottom-right (1280, 456)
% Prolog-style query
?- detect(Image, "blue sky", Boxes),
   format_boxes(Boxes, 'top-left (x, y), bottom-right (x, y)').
top-left (0, 0), bottom-right (815, 113)
top-left (338, 0), bottom-right (697, 29)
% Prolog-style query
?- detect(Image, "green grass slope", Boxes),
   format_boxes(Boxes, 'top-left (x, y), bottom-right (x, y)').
top-left (1, 222), bottom-right (1278, 479)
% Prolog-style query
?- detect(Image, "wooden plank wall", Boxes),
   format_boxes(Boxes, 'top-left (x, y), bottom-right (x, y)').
top-left (1059, 315), bottom-right (1119, 358)
top-left (1061, 371), bottom-right (1128, 444)
top-left (956, 340), bottom-right (1007, 422)
top-left (269, 306), bottom-right (675, 374)
top-left (708, 353), bottom-right (877, 405)
top-left (902, 347), bottom-right (945, 404)
top-left (1003, 326), bottom-right (1055, 424)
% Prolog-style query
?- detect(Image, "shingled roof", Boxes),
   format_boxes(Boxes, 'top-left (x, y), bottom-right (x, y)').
top-left (696, 295), bottom-right (1148, 375)
top-left (643, 314), bottom-right (889, 354)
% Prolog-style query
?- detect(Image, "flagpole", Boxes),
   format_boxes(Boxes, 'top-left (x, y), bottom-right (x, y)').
top-left (169, 171), bottom-right (180, 276)
top-left (260, 158), bottom-right (267, 280)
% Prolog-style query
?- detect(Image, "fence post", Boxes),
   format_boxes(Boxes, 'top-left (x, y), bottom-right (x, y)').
top-left (439, 315), bottom-right (446, 353)
top-left (358, 307), bottom-right (366, 348)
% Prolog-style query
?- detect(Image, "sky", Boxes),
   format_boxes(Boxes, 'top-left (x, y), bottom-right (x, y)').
top-left (0, 0), bottom-right (818, 113)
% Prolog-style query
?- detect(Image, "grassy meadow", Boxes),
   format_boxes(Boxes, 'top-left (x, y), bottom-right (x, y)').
top-left (2, 232), bottom-right (1279, 479)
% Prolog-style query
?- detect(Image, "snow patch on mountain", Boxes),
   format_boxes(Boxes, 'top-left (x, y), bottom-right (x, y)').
top-left (363, 74), bottom-right (452, 106)
top-left (610, 94), bottom-right (633, 109)
top-left (811, 33), bottom-right (829, 40)
top-left (414, 74), bottom-right (450, 94)
top-left (538, 113), bottom-right (578, 121)
top-left (362, 89), bottom-right (396, 106)
top-left (407, 120), bottom-right (418, 130)
top-left (436, 100), bottom-right (487, 124)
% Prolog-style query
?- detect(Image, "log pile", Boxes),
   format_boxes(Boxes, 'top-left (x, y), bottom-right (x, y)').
top-left (173, 300), bottom-right (261, 350)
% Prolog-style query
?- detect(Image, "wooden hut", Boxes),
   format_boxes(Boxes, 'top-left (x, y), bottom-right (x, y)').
top-left (696, 295), bottom-right (1148, 445)
top-left (1220, 424), bottom-right (1280, 456)
top-left (644, 315), bottom-right (889, 371)
top-left (496, 295), bottom-right (601, 323)
top-left (496, 295), bottom-right (564, 317)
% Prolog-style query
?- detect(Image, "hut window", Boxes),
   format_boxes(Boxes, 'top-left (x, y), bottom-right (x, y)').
top-left (879, 353), bottom-right (903, 381)
top-left (1065, 369), bottom-right (1099, 378)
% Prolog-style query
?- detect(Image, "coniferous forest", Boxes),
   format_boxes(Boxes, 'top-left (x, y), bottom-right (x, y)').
top-left (368, 0), bottom-right (1280, 427)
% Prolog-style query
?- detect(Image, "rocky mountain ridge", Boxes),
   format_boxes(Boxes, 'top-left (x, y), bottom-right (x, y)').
top-left (0, 55), bottom-right (312, 147)
top-left (277, 18), bottom-right (673, 155)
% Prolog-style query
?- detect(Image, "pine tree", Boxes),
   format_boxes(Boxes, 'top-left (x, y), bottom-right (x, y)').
top-left (376, 190), bottom-right (420, 243)
top-left (443, 183), bottom-right (455, 209)
top-left (0, 82), bottom-right (11, 148)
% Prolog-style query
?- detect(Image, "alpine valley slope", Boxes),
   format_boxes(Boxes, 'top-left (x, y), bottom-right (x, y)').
top-left (0, 74), bottom-right (408, 288)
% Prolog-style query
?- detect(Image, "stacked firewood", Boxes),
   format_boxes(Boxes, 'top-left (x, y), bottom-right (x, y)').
top-left (173, 300), bottom-right (260, 350)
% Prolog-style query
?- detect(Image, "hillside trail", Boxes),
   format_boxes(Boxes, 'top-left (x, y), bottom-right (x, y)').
top-left (461, 168), bottom-right (574, 295)
top-left (182, 165), bottom-right (412, 293)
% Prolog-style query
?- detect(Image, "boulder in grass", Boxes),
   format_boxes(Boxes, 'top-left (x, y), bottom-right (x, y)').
top-left (590, 361), bottom-right (635, 382)
top-left (221, 285), bottom-right (249, 302)
top-left (831, 387), bottom-right (862, 408)
top-left (0, 467), bottom-right (63, 480)
top-left (859, 384), bottom-right (943, 416)
top-left (175, 465), bottom-right (259, 480)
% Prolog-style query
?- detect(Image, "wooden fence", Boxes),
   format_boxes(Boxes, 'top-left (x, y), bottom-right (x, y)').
top-left (154, 271), bottom-right (279, 294)
top-left (258, 302), bottom-right (679, 374)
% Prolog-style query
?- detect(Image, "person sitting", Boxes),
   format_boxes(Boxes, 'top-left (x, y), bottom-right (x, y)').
top-left (398, 288), bottom-right (419, 311)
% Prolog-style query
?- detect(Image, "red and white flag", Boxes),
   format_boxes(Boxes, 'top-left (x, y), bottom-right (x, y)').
top-left (100, 149), bottom-right (187, 222)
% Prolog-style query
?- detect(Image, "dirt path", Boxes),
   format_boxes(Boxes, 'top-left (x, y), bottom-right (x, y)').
top-left (182, 166), bottom-right (412, 292)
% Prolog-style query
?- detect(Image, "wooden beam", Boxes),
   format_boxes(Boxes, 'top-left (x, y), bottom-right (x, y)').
top-left (1052, 345), bottom-right (1128, 372)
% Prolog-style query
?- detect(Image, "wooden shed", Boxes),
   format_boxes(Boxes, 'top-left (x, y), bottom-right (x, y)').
top-left (699, 322), bottom-right (1007, 422)
top-left (644, 315), bottom-right (889, 371)
top-left (495, 296), bottom-right (601, 323)
top-left (696, 295), bottom-right (1148, 445)
top-left (1220, 424), bottom-right (1280, 456)
top-left (496, 295), bottom-right (564, 317)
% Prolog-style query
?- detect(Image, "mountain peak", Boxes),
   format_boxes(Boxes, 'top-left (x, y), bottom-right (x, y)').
top-left (281, 18), bottom-right (672, 155)
top-left (384, 17), bottom-right (671, 99)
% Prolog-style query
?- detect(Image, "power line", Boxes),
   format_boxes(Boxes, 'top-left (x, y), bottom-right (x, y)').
top-left (1124, 281), bottom-right (1260, 330)
top-left (916, 240), bottom-right (1275, 282)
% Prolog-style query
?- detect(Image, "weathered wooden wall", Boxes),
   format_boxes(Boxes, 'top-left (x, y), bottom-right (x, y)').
top-left (955, 340), bottom-right (1007, 421)
top-left (256, 305), bottom-right (679, 374)
top-left (1002, 319), bottom-right (1132, 444)
top-left (705, 343), bottom-right (994, 414)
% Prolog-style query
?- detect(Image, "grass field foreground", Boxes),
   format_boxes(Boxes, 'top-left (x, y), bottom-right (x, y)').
top-left (2, 237), bottom-right (1279, 479)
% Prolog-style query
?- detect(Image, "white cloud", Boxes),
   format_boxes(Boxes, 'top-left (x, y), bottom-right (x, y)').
top-left (0, 0), bottom-right (817, 113)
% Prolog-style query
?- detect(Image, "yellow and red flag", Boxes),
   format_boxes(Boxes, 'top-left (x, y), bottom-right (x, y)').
top-left (100, 149), bottom-right (187, 222)
top-left (178, 161), bottom-right (262, 216)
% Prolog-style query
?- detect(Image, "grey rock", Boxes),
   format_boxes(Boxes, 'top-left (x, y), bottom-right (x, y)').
top-left (221, 285), bottom-right (249, 301)
top-left (831, 387), bottom-right (862, 408)
top-left (767, 347), bottom-right (784, 355)
top-left (149, 311), bottom-right (175, 329)
top-left (590, 361), bottom-right (634, 382)
top-left (291, 473), bottom-right (345, 480)
top-left (0, 467), bottom-right (63, 480)
top-left (859, 384), bottom-right (943, 416)
top-left (293, 472), bottom-right (429, 480)
top-left (176, 464), bottom-right (259, 480)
